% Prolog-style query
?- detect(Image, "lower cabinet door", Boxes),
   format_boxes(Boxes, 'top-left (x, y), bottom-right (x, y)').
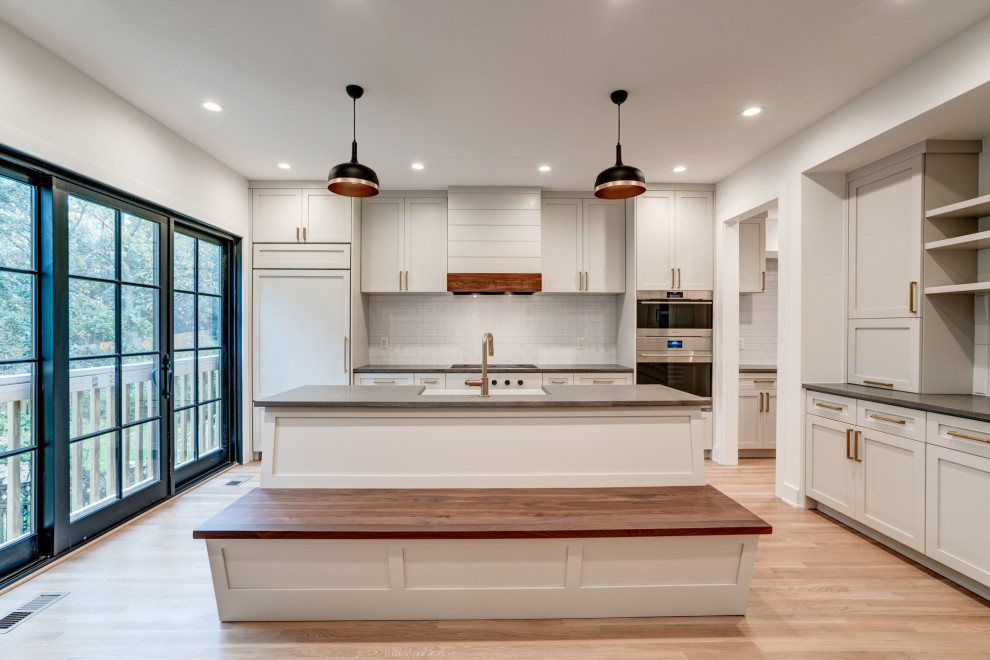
top-left (805, 415), bottom-right (857, 517)
top-left (858, 427), bottom-right (925, 552)
top-left (738, 391), bottom-right (762, 449)
top-left (926, 445), bottom-right (990, 587)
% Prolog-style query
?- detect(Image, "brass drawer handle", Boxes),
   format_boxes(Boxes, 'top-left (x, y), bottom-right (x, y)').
top-left (947, 430), bottom-right (990, 444)
top-left (593, 379), bottom-right (615, 384)
top-left (753, 379), bottom-right (775, 383)
top-left (374, 380), bottom-right (395, 384)
top-left (421, 379), bottom-right (439, 384)
top-left (869, 414), bottom-right (906, 425)
top-left (864, 380), bottom-right (893, 387)
top-left (550, 379), bottom-right (567, 384)
top-left (815, 402), bottom-right (843, 411)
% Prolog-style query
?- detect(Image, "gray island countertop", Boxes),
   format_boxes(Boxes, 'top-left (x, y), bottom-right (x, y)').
top-left (255, 384), bottom-right (710, 409)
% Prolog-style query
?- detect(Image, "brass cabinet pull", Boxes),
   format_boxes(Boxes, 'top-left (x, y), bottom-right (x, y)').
top-left (816, 402), bottom-right (844, 411)
top-left (754, 379), bottom-right (775, 383)
top-left (303, 226), bottom-right (307, 241)
top-left (854, 430), bottom-right (862, 462)
top-left (374, 379), bottom-right (395, 384)
top-left (762, 271), bottom-right (766, 292)
top-left (550, 379), bottom-right (567, 384)
top-left (910, 281), bottom-right (917, 314)
top-left (399, 270), bottom-right (402, 290)
top-left (671, 267), bottom-right (676, 288)
top-left (593, 379), bottom-right (614, 384)
top-left (864, 380), bottom-right (893, 387)
top-left (677, 268), bottom-right (681, 289)
top-left (947, 430), bottom-right (990, 444)
top-left (344, 336), bottom-right (348, 373)
top-left (759, 392), bottom-right (764, 412)
top-left (846, 429), bottom-right (853, 460)
top-left (579, 271), bottom-right (583, 291)
top-left (296, 226), bottom-right (300, 241)
top-left (765, 392), bottom-right (771, 414)
top-left (585, 271), bottom-right (590, 291)
top-left (422, 379), bottom-right (439, 384)
top-left (870, 413), bottom-right (906, 425)
top-left (405, 270), bottom-right (409, 290)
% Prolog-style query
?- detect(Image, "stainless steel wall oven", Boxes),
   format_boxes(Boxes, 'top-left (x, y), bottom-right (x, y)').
top-left (636, 291), bottom-right (713, 397)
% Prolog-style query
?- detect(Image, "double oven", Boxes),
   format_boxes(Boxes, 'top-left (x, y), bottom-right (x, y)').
top-left (636, 291), bottom-right (713, 397)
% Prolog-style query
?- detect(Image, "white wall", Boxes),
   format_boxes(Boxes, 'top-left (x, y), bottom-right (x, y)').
top-left (367, 294), bottom-right (618, 366)
top-left (715, 16), bottom-right (990, 506)
top-left (739, 259), bottom-right (778, 366)
top-left (0, 19), bottom-right (249, 235)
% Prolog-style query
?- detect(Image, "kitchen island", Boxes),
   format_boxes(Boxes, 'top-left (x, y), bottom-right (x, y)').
top-left (255, 383), bottom-right (711, 489)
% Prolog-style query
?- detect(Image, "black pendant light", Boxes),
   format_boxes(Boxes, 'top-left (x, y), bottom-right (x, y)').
top-left (327, 84), bottom-right (379, 197)
top-left (594, 90), bottom-right (646, 200)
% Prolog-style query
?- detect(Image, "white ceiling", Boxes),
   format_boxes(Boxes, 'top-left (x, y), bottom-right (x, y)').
top-left (1, 0), bottom-right (989, 190)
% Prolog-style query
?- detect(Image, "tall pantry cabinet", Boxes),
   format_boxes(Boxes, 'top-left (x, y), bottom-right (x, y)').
top-left (251, 187), bottom-right (358, 451)
top-left (845, 141), bottom-right (981, 394)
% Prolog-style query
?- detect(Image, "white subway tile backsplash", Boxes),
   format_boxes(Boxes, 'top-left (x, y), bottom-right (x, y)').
top-left (367, 293), bottom-right (618, 365)
top-left (739, 259), bottom-right (778, 366)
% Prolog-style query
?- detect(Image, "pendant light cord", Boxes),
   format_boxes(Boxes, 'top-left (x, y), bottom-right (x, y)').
top-left (616, 101), bottom-right (621, 147)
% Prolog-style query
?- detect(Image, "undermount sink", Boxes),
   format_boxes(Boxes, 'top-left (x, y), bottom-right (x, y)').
top-left (420, 388), bottom-right (548, 396)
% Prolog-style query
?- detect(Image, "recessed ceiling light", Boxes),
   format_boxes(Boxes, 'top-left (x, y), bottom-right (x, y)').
top-left (202, 101), bottom-right (224, 112)
top-left (411, 162), bottom-right (425, 170)
top-left (742, 106), bottom-right (763, 117)
top-left (539, 165), bottom-right (551, 172)
top-left (673, 165), bottom-right (687, 173)
top-left (277, 163), bottom-right (292, 170)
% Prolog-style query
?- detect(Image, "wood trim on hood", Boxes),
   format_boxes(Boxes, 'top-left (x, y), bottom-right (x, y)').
top-left (447, 273), bottom-right (542, 293)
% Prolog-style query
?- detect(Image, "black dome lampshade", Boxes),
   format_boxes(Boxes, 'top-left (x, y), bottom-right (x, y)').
top-left (594, 90), bottom-right (646, 200)
top-left (327, 84), bottom-right (380, 197)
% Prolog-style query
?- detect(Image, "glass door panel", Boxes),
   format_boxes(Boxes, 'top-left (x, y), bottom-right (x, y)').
top-left (63, 189), bottom-right (167, 537)
top-left (171, 228), bottom-right (227, 487)
top-left (0, 171), bottom-right (38, 573)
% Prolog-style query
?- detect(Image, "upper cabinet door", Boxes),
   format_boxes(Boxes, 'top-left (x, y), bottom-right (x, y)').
top-left (253, 189), bottom-right (302, 243)
top-left (674, 191), bottom-right (714, 291)
top-left (361, 198), bottom-right (404, 292)
top-left (738, 218), bottom-right (766, 293)
top-left (584, 198), bottom-right (625, 293)
top-left (303, 190), bottom-right (352, 243)
top-left (636, 192), bottom-right (675, 290)
top-left (404, 197), bottom-right (448, 292)
top-left (847, 156), bottom-right (923, 319)
top-left (541, 199), bottom-right (583, 293)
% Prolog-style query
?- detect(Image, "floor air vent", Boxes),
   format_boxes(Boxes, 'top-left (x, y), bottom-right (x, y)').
top-left (0, 592), bottom-right (68, 634)
top-left (225, 475), bottom-right (252, 486)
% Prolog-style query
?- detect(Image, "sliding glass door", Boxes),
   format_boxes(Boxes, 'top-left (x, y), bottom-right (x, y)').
top-left (0, 168), bottom-right (38, 574)
top-left (58, 183), bottom-right (169, 545)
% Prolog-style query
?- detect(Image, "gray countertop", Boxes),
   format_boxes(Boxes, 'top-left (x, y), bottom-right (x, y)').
top-left (804, 382), bottom-right (990, 423)
top-left (354, 364), bottom-right (634, 374)
top-left (255, 384), bottom-right (710, 409)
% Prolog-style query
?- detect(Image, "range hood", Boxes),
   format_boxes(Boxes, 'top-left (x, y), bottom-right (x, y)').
top-left (446, 187), bottom-right (542, 294)
top-left (447, 272), bottom-right (542, 294)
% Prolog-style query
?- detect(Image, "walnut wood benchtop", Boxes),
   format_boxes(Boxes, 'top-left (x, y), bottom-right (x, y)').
top-left (193, 486), bottom-right (771, 540)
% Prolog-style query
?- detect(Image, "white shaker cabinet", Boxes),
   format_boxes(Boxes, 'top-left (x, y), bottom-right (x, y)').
top-left (847, 318), bottom-right (921, 393)
top-left (541, 198), bottom-right (624, 293)
top-left (252, 188), bottom-right (353, 243)
top-left (361, 196), bottom-right (447, 293)
top-left (738, 373), bottom-right (776, 450)
top-left (738, 217), bottom-right (767, 293)
top-left (636, 190), bottom-right (713, 291)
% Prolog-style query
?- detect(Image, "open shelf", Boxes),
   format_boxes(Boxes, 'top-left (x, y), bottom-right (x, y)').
top-left (926, 230), bottom-right (990, 251)
top-left (925, 282), bottom-right (990, 295)
top-left (926, 193), bottom-right (990, 220)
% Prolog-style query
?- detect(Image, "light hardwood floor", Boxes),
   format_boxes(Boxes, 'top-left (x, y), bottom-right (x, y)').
top-left (1, 459), bottom-right (988, 659)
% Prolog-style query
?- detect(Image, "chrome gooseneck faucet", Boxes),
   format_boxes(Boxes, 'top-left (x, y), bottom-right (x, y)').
top-left (465, 332), bottom-right (495, 397)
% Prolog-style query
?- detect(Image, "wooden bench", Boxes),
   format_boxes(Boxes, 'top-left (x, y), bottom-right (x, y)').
top-left (194, 486), bottom-right (771, 621)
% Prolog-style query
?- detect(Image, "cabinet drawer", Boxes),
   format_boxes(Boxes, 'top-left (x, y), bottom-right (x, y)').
top-left (847, 318), bottom-right (920, 393)
top-left (805, 390), bottom-right (857, 424)
top-left (740, 374), bottom-right (776, 391)
top-left (414, 373), bottom-right (446, 389)
top-left (856, 400), bottom-right (925, 442)
top-left (542, 373), bottom-right (574, 386)
top-left (927, 413), bottom-right (990, 460)
top-left (573, 373), bottom-right (632, 385)
top-left (356, 373), bottom-right (415, 386)
top-left (253, 243), bottom-right (350, 269)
